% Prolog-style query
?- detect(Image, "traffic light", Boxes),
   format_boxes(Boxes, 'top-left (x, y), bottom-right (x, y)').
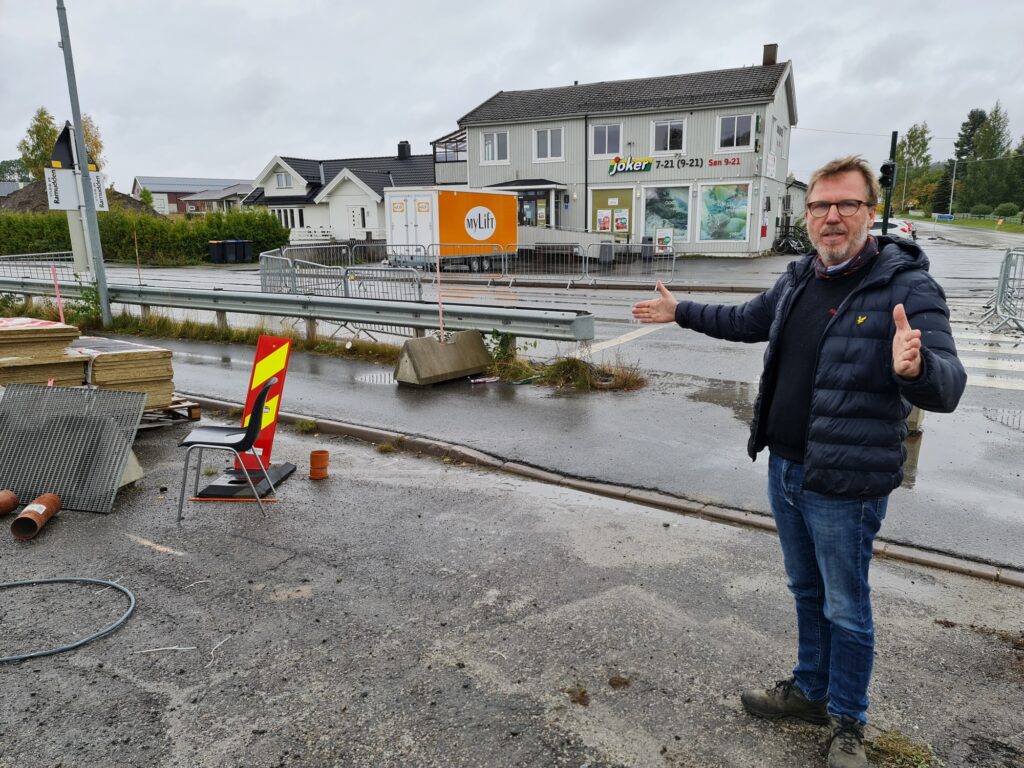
top-left (880, 161), bottom-right (896, 189)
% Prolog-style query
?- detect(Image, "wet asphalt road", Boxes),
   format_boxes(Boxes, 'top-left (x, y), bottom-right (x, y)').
top-left (106, 223), bottom-right (1024, 569)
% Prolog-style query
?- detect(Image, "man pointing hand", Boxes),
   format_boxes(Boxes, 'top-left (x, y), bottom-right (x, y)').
top-left (633, 156), bottom-right (966, 768)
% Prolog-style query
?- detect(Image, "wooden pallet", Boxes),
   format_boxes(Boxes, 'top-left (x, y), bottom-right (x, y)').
top-left (137, 395), bottom-right (202, 430)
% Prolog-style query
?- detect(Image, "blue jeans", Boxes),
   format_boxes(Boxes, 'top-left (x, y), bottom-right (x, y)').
top-left (767, 453), bottom-right (888, 724)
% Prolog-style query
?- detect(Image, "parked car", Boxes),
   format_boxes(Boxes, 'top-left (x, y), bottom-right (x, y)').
top-left (870, 217), bottom-right (916, 240)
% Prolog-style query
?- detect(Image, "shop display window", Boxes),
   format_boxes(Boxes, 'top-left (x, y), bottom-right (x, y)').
top-left (644, 186), bottom-right (690, 243)
top-left (699, 183), bottom-right (750, 242)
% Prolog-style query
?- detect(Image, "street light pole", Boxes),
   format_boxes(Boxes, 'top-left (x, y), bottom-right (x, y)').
top-left (55, 0), bottom-right (111, 326)
top-left (900, 162), bottom-right (910, 212)
top-left (949, 158), bottom-right (958, 215)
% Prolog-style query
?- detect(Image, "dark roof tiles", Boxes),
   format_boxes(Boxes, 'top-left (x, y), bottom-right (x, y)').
top-left (460, 63), bottom-right (789, 125)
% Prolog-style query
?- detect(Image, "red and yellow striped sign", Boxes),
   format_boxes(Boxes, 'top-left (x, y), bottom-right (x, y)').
top-left (236, 335), bottom-right (291, 471)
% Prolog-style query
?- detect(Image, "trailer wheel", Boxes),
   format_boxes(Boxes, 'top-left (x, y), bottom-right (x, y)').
top-left (469, 258), bottom-right (481, 273)
top-left (480, 256), bottom-right (491, 272)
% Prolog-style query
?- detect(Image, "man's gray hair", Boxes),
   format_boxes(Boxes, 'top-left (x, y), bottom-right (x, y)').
top-left (807, 156), bottom-right (881, 207)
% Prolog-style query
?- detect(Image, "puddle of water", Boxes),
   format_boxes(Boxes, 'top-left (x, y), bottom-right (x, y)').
top-left (684, 376), bottom-right (926, 491)
top-left (685, 379), bottom-right (755, 425)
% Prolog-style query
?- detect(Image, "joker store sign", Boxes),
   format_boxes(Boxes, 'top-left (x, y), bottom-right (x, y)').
top-left (608, 155), bottom-right (653, 176)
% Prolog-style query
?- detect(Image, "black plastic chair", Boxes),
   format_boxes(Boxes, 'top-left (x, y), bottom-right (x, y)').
top-left (176, 377), bottom-right (278, 521)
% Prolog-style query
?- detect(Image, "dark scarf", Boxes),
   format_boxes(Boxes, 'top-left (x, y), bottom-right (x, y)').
top-left (813, 236), bottom-right (878, 280)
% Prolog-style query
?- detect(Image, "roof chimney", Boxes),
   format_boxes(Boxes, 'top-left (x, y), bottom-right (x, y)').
top-left (762, 43), bottom-right (778, 66)
top-left (398, 140), bottom-right (411, 160)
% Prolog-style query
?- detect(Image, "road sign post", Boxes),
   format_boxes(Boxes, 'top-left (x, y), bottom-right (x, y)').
top-left (55, 0), bottom-right (111, 325)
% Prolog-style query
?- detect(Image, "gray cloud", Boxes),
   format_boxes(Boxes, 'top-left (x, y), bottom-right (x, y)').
top-left (1, 0), bottom-right (1021, 190)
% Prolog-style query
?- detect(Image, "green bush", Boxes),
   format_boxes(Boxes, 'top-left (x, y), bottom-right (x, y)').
top-left (970, 204), bottom-right (994, 216)
top-left (0, 209), bottom-right (288, 264)
top-left (994, 202), bottom-right (1020, 217)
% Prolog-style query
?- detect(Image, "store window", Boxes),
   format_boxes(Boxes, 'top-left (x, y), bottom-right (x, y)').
top-left (698, 183), bottom-right (750, 242)
top-left (275, 172), bottom-right (292, 189)
top-left (591, 188), bottom-right (632, 238)
top-left (652, 120), bottom-right (685, 153)
top-left (644, 186), bottom-right (690, 244)
top-left (718, 115), bottom-right (754, 150)
top-left (592, 124), bottom-right (621, 157)
top-left (482, 131), bottom-right (509, 163)
top-left (535, 128), bottom-right (563, 161)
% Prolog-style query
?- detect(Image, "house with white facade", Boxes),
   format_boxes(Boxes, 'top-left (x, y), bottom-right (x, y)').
top-left (242, 142), bottom-right (434, 243)
top-left (437, 44), bottom-right (797, 256)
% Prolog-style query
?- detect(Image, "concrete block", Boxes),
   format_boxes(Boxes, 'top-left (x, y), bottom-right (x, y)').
top-left (394, 330), bottom-right (491, 386)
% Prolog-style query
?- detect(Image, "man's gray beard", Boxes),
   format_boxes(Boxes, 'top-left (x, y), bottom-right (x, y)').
top-left (812, 224), bottom-right (869, 266)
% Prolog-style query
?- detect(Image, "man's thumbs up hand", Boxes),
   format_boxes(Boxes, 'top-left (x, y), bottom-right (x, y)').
top-left (892, 304), bottom-right (922, 380)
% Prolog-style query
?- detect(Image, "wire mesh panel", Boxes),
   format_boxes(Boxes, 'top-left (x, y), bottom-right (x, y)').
top-left (283, 243), bottom-right (352, 267)
top-left (259, 252), bottom-right (293, 294)
top-left (584, 242), bottom-right (676, 282)
top-left (292, 260), bottom-right (348, 297)
top-left (0, 252), bottom-right (77, 281)
top-left (504, 243), bottom-right (583, 279)
top-left (0, 385), bottom-right (146, 514)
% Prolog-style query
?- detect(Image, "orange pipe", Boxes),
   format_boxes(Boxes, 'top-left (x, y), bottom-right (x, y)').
top-left (11, 493), bottom-right (61, 541)
top-left (0, 489), bottom-right (18, 516)
top-left (309, 450), bottom-right (329, 480)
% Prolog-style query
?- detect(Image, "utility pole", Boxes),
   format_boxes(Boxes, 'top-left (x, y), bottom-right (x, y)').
top-left (56, 0), bottom-right (111, 325)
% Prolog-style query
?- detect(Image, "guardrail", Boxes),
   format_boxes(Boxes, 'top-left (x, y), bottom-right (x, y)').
top-left (978, 247), bottom-right (1024, 333)
top-left (0, 277), bottom-right (595, 342)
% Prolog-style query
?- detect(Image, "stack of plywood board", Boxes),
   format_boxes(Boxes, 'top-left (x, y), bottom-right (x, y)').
top-left (0, 317), bottom-right (85, 387)
top-left (70, 336), bottom-right (175, 409)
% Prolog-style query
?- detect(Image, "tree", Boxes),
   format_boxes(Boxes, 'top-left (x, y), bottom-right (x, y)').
top-left (960, 102), bottom-right (1014, 209)
top-left (954, 109), bottom-right (987, 160)
top-left (16, 107), bottom-right (59, 181)
top-left (0, 158), bottom-right (31, 182)
top-left (15, 107), bottom-right (106, 181)
top-left (139, 187), bottom-right (154, 208)
top-left (973, 102), bottom-right (1011, 159)
top-left (895, 122), bottom-right (932, 211)
top-left (929, 162), bottom-right (954, 214)
top-left (81, 113), bottom-right (104, 170)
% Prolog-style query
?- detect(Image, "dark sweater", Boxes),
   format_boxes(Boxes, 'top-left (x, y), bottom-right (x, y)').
top-left (764, 267), bottom-right (869, 461)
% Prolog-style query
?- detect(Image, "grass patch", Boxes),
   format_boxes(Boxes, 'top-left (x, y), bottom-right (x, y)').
top-left (866, 730), bottom-right (939, 768)
top-left (375, 442), bottom-right (396, 454)
top-left (929, 217), bottom-right (1024, 235)
top-left (538, 357), bottom-right (646, 392)
top-left (103, 310), bottom-right (401, 365)
top-left (293, 419), bottom-right (318, 434)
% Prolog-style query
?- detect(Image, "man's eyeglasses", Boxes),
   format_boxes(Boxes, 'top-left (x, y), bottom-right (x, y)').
top-left (805, 200), bottom-right (870, 218)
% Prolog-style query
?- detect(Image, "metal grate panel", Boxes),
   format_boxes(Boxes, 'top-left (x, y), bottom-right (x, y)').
top-left (0, 385), bottom-right (146, 514)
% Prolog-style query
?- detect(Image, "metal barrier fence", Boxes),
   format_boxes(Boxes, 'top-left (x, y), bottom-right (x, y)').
top-left (425, 243), bottom-right (504, 274)
top-left (259, 250), bottom-right (424, 338)
top-left (582, 242), bottom-right (677, 282)
top-left (0, 252), bottom-right (77, 281)
top-left (268, 241), bottom-right (682, 285)
top-left (259, 251), bottom-right (293, 293)
top-left (354, 243), bottom-right (427, 269)
top-left (503, 243), bottom-right (584, 280)
top-left (282, 243), bottom-right (352, 267)
top-left (979, 247), bottom-right (1024, 333)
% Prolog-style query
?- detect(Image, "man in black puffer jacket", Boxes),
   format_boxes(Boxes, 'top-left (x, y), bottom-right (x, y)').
top-left (632, 156), bottom-right (966, 768)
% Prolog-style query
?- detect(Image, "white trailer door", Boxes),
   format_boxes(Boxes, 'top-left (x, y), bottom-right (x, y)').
top-left (388, 196), bottom-right (412, 247)
top-left (412, 195), bottom-right (435, 248)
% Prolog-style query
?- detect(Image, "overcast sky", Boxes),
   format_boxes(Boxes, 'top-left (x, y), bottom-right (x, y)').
top-left (2, 0), bottom-right (1022, 193)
